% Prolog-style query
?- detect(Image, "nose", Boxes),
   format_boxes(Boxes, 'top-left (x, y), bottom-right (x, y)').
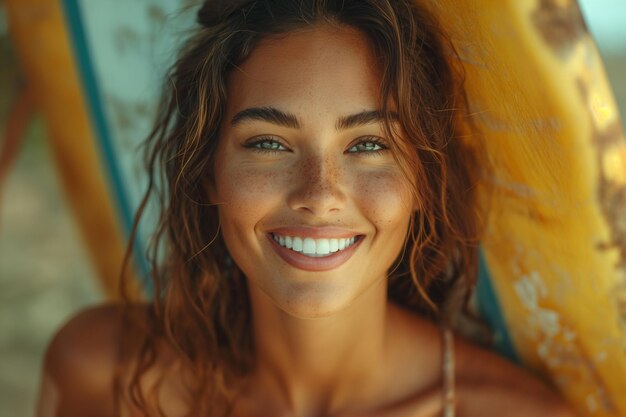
top-left (287, 154), bottom-right (347, 216)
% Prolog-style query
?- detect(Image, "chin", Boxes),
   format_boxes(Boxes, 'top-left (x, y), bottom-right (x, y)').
top-left (261, 273), bottom-right (382, 320)
top-left (261, 279), bottom-right (360, 319)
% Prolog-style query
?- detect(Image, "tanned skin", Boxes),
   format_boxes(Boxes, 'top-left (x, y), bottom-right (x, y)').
top-left (37, 26), bottom-right (578, 417)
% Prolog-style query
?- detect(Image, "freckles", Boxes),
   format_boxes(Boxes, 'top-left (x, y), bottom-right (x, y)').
top-left (326, 156), bottom-right (343, 185)
top-left (218, 164), bottom-right (294, 214)
top-left (301, 158), bottom-right (320, 188)
top-left (299, 155), bottom-right (345, 198)
top-left (355, 170), bottom-right (412, 224)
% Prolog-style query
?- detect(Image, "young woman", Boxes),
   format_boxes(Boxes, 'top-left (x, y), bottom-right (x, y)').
top-left (37, 1), bottom-right (579, 416)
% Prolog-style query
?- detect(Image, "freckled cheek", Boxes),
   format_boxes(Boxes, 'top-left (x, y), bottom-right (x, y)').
top-left (352, 170), bottom-right (413, 228)
top-left (214, 164), bottom-right (295, 218)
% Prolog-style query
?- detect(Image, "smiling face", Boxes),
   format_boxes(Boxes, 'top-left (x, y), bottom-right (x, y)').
top-left (211, 25), bottom-right (415, 318)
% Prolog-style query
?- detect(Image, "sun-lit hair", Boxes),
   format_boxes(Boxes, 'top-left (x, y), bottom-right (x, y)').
top-left (119, 0), bottom-right (485, 414)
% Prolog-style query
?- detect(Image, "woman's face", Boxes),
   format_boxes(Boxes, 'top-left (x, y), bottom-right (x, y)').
top-left (211, 25), bottom-right (415, 318)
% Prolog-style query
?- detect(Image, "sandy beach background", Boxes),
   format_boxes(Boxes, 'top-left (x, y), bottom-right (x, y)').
top-left (0, 26), bottom-right (104, 416)
top-left (0, 3), bottom-right (625, 416)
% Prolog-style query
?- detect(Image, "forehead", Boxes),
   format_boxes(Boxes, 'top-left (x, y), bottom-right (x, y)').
top-left (225, 25), bottom-right (383, 118)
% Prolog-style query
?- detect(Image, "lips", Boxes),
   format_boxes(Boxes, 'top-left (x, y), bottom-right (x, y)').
top-left (266, 227), bottom-right (364, 271)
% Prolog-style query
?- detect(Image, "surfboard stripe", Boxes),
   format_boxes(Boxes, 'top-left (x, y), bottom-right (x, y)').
top-left (3, 0), bottom-right (141, 299)
top-left (477, 250), bottom-right (519, 361)
top-left (61, 0), bottom-right (151, 293)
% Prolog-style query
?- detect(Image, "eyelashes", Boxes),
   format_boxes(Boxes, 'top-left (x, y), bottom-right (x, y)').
top-left (243, 136), bottom-right (389, 157)
top-left (243, 136), bottom-right (288, 153)
top-left (346, 138), bottom-right (388, 156)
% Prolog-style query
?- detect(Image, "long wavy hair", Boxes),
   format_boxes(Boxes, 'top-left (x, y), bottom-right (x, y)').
top-left (118, 0), bottom-right (484, 414)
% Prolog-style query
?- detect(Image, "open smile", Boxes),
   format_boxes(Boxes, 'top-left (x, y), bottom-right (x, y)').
top-left (270, 233), bottom-right (359, 257)
top-left (267, 232), bottom-right (364, 272)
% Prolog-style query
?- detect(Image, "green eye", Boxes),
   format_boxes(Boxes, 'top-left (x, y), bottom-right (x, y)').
top-left (244, 137), bottom-right (288, 153)
top-left (255, 140), bottom-right (285, 150)
top-left (347, 139), bottom-right (388, 154)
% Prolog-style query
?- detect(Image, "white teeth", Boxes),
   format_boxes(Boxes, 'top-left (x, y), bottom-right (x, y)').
top-left (292, 237), bottom-right (303, 252)
top-left (272, 233), bottom-right (359, 257)
top-left (302, 238), bottom-right (316, 254)
top-left (316, 239), bottom-right (330, 255)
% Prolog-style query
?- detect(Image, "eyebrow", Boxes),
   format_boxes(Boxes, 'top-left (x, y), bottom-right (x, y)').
top-left (231, 106), bottom-right (300, 129)
top-left (230, 106), bottom-right (398, 130)
top-left (336, 110), bottom-right (399, 130)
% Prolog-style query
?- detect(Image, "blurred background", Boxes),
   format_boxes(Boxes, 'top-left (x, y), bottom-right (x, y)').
top-left (0, 0), bottom-right (625, 416)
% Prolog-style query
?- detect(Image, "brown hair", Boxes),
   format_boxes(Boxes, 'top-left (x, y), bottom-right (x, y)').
top-left (119, 0), bottom-right (483, 414)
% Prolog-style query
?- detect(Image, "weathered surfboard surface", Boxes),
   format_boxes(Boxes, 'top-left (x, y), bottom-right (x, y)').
top-left (428, 0), bottom-right (626, 415)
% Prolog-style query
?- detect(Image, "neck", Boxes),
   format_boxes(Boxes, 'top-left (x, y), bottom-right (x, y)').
top-left (247, 278), bottom-right (391, 416)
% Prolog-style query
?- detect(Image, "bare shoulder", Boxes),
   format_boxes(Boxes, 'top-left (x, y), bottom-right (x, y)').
top-left (454, 336), bottom-right (580, 417)
top-left (37, 303), bottom-right (147, 417)
top-left (383, 306), bottom-right (579, 417)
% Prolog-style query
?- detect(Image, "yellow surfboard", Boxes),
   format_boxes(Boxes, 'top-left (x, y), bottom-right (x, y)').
top-left (429, 0), bottom-right (626, 415)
